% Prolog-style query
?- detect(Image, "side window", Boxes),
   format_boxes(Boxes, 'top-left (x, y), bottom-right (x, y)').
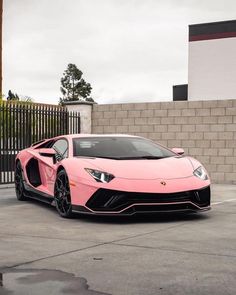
top-left (52, 139), bottom-right (68, 158)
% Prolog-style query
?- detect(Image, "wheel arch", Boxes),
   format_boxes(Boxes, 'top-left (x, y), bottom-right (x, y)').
top-left (56, 165), bottom-right (66, 175)
top-left (54, 164), bottom-right (74, 218)
top-left (55, 165), bottom-right (69, 191)
top-left (54, 165), bottom-right (66, 195)
top-left (15, 158), bottom-right (26, 182)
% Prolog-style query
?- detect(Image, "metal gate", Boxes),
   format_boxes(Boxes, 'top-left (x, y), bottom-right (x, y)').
top-left (0, 102), bottom-right (80, 184)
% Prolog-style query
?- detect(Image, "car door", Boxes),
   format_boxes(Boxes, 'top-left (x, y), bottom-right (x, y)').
top-left (39, 138), bottom-right (69, 195)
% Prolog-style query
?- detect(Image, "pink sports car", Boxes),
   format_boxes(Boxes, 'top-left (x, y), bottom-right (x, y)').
top-left (15, 134), bottom-right (211, 218)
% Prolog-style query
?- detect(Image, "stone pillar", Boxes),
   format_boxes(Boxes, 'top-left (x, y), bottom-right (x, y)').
top-left (64, 101), bottom-right (95, 134)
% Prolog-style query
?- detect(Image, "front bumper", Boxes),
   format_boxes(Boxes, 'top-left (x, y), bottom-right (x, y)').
top-left (72, 185), bottom-right (211, 215)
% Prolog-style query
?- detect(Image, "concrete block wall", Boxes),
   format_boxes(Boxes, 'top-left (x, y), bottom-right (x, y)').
top-left (92, 100), bottom-right (236, 184)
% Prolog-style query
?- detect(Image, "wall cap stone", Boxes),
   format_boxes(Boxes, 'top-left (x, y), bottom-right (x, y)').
top-left (63, 101), bottom-right (97, 106)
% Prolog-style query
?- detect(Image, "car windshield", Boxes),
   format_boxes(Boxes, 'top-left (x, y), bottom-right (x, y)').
top-left (73, 137), bottom-right (176, 159)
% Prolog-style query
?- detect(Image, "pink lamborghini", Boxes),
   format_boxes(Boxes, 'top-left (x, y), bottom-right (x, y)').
top-left (15, 134), bottom-right (211, 218)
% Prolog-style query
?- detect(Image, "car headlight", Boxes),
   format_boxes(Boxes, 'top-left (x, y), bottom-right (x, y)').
top-left (193, 166), bottom-right (209, 180)
top-left (85, 168), bottom-right (115, 183)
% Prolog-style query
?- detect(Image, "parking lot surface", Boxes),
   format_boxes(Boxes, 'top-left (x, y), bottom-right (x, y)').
top-left (0, 184), bottom-right (236, 295)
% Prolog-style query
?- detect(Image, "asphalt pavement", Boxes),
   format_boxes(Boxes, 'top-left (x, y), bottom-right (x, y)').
top-left (0, 184), bottom-right (236, 295)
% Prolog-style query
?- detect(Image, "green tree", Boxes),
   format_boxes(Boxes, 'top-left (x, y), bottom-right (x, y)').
top-left (60, 63), bottom-right (94, 104)
top-left (7, 90), bottom-right (18, 100)
top-left (0, 93), bottom-right (34, 146)
top-left (6, 90), bottom-right (33, 102)
top-left (21, 95), bottom-right (34, 102)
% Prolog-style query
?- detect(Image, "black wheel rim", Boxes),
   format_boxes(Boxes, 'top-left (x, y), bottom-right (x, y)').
top-left (15, 163), bottom-right (24, 198)
top-left (55, 173), bottom-right (71, 215)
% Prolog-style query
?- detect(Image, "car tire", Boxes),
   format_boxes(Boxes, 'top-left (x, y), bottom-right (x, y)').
top-left (15, 161), bottom-right (27, 201)
top-left (54, 169), bottom-right (73, 218)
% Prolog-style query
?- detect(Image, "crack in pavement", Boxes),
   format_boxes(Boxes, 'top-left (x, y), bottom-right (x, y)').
top-left (212, 199), bottom-right (236, 205)
top-left (2, 223), bottom-right (184, 270)
top-left (0, 222), bottom-right (186, 243)
top-left (111, 242), bottom-right (236, 259)
top-left (210, 211), bottom-right (236, 215)
top-left (0, 232), bottom-right (93, 242)
top-left (2, 242), bottom-right (109, 270)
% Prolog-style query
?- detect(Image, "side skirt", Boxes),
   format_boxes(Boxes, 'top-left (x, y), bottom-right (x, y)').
top-left (24, 183), bottom-right (54, 205)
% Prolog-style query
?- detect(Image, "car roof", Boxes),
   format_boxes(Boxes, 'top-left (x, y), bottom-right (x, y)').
top-left (57, 134), bottom-right (140, 139)
top-left (31, 134), bottom-right (142, 149)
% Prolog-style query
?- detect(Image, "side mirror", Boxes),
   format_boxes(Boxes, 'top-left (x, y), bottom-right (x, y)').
top-left (172, 148), bottom-right (185, 155)
top-left (38, 148), bottom-right (56, 158)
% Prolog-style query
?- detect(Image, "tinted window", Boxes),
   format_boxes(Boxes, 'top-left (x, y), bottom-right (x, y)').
top-left (73, 137), bottom-right (175, 159)
top-left (53, 139), bottom-right (68, 158)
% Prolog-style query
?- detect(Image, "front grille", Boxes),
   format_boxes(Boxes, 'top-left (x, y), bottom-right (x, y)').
top-left (86, 186), bottom-right (211, 212)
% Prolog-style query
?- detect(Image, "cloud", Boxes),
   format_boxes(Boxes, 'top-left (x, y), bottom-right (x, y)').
top-left (3, 0), bottom-right (236, 104)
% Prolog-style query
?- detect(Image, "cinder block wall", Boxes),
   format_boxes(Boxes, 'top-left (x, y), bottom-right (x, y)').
top-left (92, 100), bottom-right (236, 184)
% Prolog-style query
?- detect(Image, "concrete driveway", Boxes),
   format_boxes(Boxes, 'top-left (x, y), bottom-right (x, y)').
top-left (0, 184), bottom-right (236, 295)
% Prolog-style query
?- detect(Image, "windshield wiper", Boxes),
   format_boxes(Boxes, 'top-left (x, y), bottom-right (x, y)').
top-left (114, 156), bottom-right (165, 160)
top-left (76, 155), bottom-right (166, 160)
top-left (139, 156), bottom-right (165, 159)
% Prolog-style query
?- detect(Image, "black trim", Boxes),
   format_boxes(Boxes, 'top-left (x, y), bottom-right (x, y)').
top-left (86, 186), bottom-right (211, 212)
top-left (72, 205), bottom-right (91, 213)
top-left (72, 204), bottom-right (210, 216)
top-left (31, 139), bottom-right (45, 147)
top-left (189, 20), bottom-right (236, 36)
top-left (173, 84), bottom-right (188, 101)
top-left (34, 139), bottom-right (55, 149)
top-left (24, 183), bottom-right (54, 205)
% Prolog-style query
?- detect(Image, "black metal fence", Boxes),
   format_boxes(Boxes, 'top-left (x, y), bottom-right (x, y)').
top-left (0, 102), bottom-right (80, 184)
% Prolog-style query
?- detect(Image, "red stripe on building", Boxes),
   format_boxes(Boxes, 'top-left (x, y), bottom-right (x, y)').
top-left (189, 31), bottom-right (236, 42)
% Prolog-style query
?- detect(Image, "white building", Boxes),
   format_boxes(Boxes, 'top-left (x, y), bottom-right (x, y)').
top-left (188, 20), bottom-right (236, 101)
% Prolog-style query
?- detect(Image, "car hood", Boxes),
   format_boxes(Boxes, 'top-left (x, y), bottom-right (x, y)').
top-left (77, 156), bottom-right (196, 180)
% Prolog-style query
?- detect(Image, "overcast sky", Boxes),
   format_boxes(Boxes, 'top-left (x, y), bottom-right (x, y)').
top-left (3, 0), bottom-right (236, 105)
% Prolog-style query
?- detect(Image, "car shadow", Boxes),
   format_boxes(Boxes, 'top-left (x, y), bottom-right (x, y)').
top-left (76, 211), bottom-right (210, 224)
top-left (25, 197), bottom-right (211, 224)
